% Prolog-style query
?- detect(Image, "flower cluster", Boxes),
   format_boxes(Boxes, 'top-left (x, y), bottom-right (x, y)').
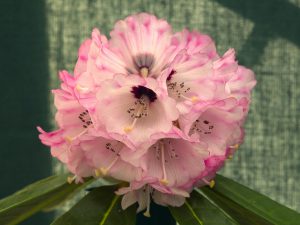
top-left (38, 13), bottom-right (256, 216)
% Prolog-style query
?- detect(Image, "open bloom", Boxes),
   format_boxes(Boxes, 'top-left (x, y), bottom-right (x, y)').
top-left (92, 74), bottom-right (178, 147)
top-left (38, 12), bottom-right (256, 215)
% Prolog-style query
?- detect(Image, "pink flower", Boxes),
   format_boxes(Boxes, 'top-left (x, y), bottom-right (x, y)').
top-left (106, 13), bottom-right (176, 78)
top-left (92, 74), bottom-right (179, 147)
top-left (38, 13), bottom-right (256, 214)
top-left (116, 180), bottom-right (189, 217)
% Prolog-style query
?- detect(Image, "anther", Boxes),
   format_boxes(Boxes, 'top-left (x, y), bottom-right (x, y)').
top-left (76, 84), bottom-right (89, 92)
top-left (230, 144), bottom-right (239, 149)
top-left (94, 169), bottom-right (102, 177)
top-left (191, 96), bottom-right (199, 103)
top-left (100, 167), bottom-right (108, 176)
top-left (124, 126), bottom-right (133, 133)
top-left (67, 176), bottom-right (76, 184)
top-left (203, 178), bottom-right (215, 188)
top-left (99, 156), bottom-right (119, 176)
top-left (160, 179), bottom-right (169, 186)
top-left (209, 180), bottom-right (215, 188)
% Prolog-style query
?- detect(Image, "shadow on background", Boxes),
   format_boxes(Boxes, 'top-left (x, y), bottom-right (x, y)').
top-left (0, 0), bottom-right (52, 224)
top-left (216, 0), bottom-right (300, 67)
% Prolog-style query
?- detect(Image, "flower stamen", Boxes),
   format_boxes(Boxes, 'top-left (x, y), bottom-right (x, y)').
top-left (160, 142), bottom-right (169, 186)
top-left (124, 105), bottom-right (144, 133)
top-left (76, 84), bottom-right (90, 92)
top-left (203, 178), bottom-right (215, 188)
top-left (143, 186), bottom-right (151, 217)
top-left (98, 141), bottom-right (122, 175)
top-left (64, 128), bottom-right (88, 143)
top-left (67, 175), bottom-right (76, 184)
top-left (140, 67), bottom-right (149, 78)
top-left (180, 94), bottom-right (199, 103)
top-left (99, 156), bottom-right (119, 176)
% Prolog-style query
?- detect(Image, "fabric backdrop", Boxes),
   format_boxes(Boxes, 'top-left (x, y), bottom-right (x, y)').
top-left (1, 0), bottom-right (299, 225)
top-left (46, 0), bottom-right (300, 212)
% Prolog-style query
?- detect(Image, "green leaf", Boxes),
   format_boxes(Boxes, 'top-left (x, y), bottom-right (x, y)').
top-left (211, 174), bottom-right (300, 225)
top-left (169, 200), bottom-right (204, 225)
top-left (198, 188), bottom-right (272, 225)
top-left (51, 185), bottom-right (136, 225)
top-left (0, 174), bottom-right (91, 225)
top-left (169, 189), bottom-right (238, 225)
top-left (170, 175), bottom-right (300, 225)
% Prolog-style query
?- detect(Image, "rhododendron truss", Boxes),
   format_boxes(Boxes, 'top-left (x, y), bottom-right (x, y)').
top-left (38, 13), bottom-right (256, 216)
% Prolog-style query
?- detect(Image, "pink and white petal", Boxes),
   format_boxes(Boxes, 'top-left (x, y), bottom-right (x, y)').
top-left (142, 138), bottom-right (207, 187)
top-left (74, 39), bottom-right (92, 76)
top-left (171, 29), bottom-right (218, 58)
top-left (213, 48), bottom-right (238, 81)
top-left (187, 107), bottom-right (242, 156)
top-left (121, 190), bottom-right (138, 210)
top-left (225, 66), bottom-right (257, 99)
top-left (109, 13), bottom-right (175, 77)
top-left (81, 136), bottom-right (141, 182)
top-left (152, 191), bottom-right (185, 207)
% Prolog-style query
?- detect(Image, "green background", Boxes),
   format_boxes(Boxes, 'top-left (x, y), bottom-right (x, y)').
top-left (0, 0), bottom-right (299, 224)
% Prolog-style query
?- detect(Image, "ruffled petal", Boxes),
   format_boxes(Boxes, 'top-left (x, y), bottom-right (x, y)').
top-left (171, 29), bottom-right (218, 59)
top-left (108, 13), bottom-right (176, 77)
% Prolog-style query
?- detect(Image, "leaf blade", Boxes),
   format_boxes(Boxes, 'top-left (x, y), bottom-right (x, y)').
top-left (51, 186), bottom-right (136, 225)
top-left (213, 174), bottom-right (300, 225)
top-left (169, 188), bottom-right (238, 225)
top-left (197, 187), bottom-right (272, 225)
top-left (0, 174), bottom-right (90, 225)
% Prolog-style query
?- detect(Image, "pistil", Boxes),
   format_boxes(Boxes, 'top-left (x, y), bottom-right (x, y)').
top-left (140, 67), bottom-right (149, 77)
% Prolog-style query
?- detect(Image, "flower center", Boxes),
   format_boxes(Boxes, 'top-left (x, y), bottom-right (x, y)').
top-left (131, 85), bottom-right (157, 102)
top-left (123, 86), bottom-right (157, 133)
top-left (133, 53), bottom-right (155, 77)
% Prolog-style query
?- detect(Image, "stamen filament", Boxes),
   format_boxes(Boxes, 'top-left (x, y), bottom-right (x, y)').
top-left (143, 186), bottom-right (151, 217)
top-left (181, 94), bottom-right (199, 103)
top-left (124, 105), bottom-right (144, 133)
top-left (100, 156), bottom-right (119, 176)
top-left (65, 128), bottom-right (88, 143)
top-left (203, 178), bottom-right (215, 188)
top-left (160, 142), bottom-right (169, 185)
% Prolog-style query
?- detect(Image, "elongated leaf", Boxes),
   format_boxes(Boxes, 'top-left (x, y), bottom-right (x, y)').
top-left (0, 174), bottom-right (90, 225)
top-left (51, 185), bottom-right (136, 225)
top-left (169, 201), bottom-right (204, 225)
top-left (198, 188), bottom-right (272, 225)
top-left (212, 174), bottom-right (300, 225)
top-left (169, 190), bottom-right (238, 225)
